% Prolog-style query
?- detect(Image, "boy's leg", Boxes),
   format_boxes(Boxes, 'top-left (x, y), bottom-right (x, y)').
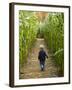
top-left (41, 60), bottom-right (45, 71)
top-left (40, 61), bottom-right (42, 70)
top-left (43, 60), bottom-right (45, 70)
top-left (41, 64), bottom-right (44, 71)
top-left (40, 61), bottom-right (43, 71)
top-left (41, 61), bottom-right (44, 71)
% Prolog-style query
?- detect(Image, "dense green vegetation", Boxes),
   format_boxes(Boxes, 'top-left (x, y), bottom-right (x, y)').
top-left (19, 11), bottom-right (39, 67)
top-left (41, 13), bottom-right (64, 76)
top-left (19, 11), bottom-right (64, 76)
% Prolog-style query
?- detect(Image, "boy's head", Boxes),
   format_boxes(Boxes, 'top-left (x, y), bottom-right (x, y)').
top-left (40, 45), bottom-right (44, 50)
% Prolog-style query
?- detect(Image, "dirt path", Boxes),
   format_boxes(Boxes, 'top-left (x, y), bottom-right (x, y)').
top-left (20, 38), bottom-right (58, 79)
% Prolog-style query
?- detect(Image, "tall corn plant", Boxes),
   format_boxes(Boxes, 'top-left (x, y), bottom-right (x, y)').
top-left (42, 12), bottom-right (64, 76)
top-left (19, 11), bottom-right (39, 67)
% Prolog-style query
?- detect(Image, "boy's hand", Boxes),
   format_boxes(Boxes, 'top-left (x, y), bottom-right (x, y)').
top-left (47, 55), bottom-right (48, 58)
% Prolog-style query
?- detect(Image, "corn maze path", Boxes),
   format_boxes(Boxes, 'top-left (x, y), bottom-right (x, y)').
top-left (20, 38), bottom-right (58, 79)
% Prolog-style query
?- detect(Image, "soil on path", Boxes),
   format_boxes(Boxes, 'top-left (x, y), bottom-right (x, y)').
top-left (19, 38), bottom-right (58, 79)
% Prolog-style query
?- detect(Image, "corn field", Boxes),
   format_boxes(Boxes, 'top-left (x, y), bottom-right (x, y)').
top-left (19, 11), bottom-right (39, 66)
top-left (19, 11), bottom-right (64, 76)
top-left (41, 13), bottom-right (64, 76)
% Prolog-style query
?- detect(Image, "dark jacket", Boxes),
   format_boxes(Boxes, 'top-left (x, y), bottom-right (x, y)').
top-left (38, 50), bottom-right (48, 61)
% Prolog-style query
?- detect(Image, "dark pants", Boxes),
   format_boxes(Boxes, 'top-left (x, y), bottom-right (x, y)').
top-left (39, 60), bottom-right (45, 71)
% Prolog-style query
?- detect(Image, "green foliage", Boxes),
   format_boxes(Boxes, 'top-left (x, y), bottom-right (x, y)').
top-left (19, 11), bottom-right (39, 67)
top-left (19, 11), bottom-right (64, 76)
top-left (42, 13), bottom-right (64, 76)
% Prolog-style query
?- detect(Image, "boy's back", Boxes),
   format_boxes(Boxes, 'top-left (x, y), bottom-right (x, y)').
top-left (38, 50), bottom-right (48, 61)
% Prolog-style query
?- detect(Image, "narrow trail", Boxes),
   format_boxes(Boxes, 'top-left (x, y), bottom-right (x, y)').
top-left (20, 38), bottom-right (58, 79)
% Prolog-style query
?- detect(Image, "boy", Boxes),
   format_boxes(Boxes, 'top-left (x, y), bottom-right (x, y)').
top-left (38, 45), bottom-right (48, 71)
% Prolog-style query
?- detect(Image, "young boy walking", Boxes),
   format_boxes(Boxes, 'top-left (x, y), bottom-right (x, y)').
top-left (38, 45), bottom-right (48, 71)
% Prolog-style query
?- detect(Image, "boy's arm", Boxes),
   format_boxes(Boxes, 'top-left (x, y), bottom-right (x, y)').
top-left (45, 52), bottom-right (48, 58)
top-left (38, 52), bottom-right (40, 60)
top-left (46, 54), bottom-right (48, 58)
top-left (38, 55), bottom-right (40, 60)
